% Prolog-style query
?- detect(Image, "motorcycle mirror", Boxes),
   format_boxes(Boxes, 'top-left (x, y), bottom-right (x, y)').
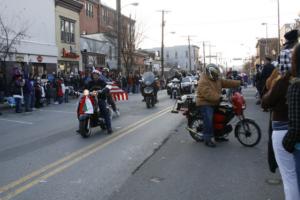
top-left (222, 89), bottom-right (227, 95)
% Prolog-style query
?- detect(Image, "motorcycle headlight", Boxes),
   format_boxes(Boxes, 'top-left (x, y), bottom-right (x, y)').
top-left (144, 87), bottom-right (154, 94)
top-left (145, 81), bottom-right (151, 85)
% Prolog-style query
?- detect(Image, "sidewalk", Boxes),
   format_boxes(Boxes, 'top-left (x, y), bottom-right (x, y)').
top-left (109, 87), bottom-right (283, 200)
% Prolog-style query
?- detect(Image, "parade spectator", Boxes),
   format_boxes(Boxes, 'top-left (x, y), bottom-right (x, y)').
top-left (127, 73), bottom-right (134, 93)
top-left (56, 78), bottom-right (64, 104)
top-left (11, 71), bottom-right (25, 113)
top-left (45, 80), bottom-right (51, 105)
top-left (134, 73), bottom-right (141, 93)
top-left (29, 74), bottom-right (36, 110)
top-left (262, 29), bottom-right (299, 200)
top-left (23, 73), bottom-right (33, 112)
top-left (282, 38), bottom-right (300, 193)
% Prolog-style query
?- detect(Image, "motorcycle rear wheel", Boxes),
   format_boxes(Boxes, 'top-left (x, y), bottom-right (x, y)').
top-left (235, 119), bottom-right (261, 147)
top-left (188, 117), bottom-right (204, 142)
top-left (79, 119), bottom-right (92, 138)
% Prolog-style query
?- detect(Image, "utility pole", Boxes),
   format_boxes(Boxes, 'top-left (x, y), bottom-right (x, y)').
top-left (188, 35), bottom-right (192, 72)
top-left (277, 0), bottom-right (281, 55)
top-left (182, 35), bottom-right (196, 72)
top-left (158, 10), bottom-right (170, 80)
top-left (117, 0), bottom-right (122, 73)
top-left (203, 42), bottom-right (206, 69)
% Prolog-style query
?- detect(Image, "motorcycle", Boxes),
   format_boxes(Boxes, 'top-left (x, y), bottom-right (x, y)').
top-left (174, 92), bottom-right (261, 147)
top-left (169, 78), bottom-right (181, 99)
top-left (141, 72), bottom-right (158, 108)
top-left (76, 86), bottom-right (112, 138)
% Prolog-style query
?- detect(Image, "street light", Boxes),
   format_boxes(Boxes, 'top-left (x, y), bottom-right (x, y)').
top-left (122, 2), bottom-right (139, 9)
top-left (261, 22), bottom-right (269, 56)
top-left (116, 1), bottom-right (139, 74)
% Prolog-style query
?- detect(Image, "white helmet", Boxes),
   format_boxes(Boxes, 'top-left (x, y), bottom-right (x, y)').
top-left (206, 63), bottom-right (220, 81)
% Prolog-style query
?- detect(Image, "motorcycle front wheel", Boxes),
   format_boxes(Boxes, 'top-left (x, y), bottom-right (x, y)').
top-left (79, 118), bottom-right (92, 138)
top-left (235, 118), bottom-right (261, 147)
top-left (188, 117), bottom-right (204, 142)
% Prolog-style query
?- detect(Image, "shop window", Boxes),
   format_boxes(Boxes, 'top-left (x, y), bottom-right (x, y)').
top-left (61, 18), bottom-right (75, 44)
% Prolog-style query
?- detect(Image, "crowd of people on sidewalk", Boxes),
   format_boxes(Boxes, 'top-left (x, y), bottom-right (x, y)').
top-left (253, 29), bottom-right (300, 200)
top-left (0, 66), bottom-right (146, 115)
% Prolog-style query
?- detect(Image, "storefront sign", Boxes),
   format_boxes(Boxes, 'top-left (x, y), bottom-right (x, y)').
top-left (37, 55), bottom-right (43, 63)
top-left (62, 48), bottom-right (80, 59)
top-left (15, 55), bottom-right (24, 62)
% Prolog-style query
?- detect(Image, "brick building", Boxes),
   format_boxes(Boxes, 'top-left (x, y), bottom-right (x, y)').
top-left (79, 0), bottom-right (100, 35)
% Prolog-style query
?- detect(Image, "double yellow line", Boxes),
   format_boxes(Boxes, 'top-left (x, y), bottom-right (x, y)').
top-left (0, 106), bottom-right (172, 200)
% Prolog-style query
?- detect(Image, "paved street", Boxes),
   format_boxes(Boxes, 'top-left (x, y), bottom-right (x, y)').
top-left (0, 87), bottom-right (283, 200)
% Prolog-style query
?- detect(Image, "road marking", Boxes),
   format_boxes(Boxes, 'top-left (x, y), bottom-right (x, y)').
top-left (0, 118), bottom-right (33, 125)
top-left (0, 106), bottom-right (172, 200)
top-left (38, 109), bottom-right (76, 114)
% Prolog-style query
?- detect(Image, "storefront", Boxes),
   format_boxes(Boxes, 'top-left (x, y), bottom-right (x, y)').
top-left (55, 0), bottom-right (83, 76)
top-left (58, 47), bottom-right (80, 74)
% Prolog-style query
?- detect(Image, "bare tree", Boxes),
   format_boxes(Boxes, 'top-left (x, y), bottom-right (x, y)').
top-left (0, 15), bottom-right (27, 92)
top-left (121, 19), bottom-right (146, 76)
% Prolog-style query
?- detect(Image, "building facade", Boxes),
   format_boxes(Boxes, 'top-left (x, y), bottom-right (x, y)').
top-left (255, 38), bottom-right (279, 65)
top-left (0, 0), bottom-right (58, 79)
top-left (79, 0), bottom-right (100, 35)
top-left (55, 0), bottom-right (83, 75)
top-left (147, 45), bottom-right (200, 72)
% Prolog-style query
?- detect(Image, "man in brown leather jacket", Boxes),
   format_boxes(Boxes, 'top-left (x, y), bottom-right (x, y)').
top-left (196, 64), bottom-right (240, 147)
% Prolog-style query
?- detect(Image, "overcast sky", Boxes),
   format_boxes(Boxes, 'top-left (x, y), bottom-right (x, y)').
top-left (102, 0), bottom-right (300, 66)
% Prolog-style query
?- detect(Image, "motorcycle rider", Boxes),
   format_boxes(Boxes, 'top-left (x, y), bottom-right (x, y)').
top-left (101, 67), bottom-right (120, 116)
top-left (86, 69), bottom-right (113, 134)
top-left (196, 64), bottom-right (240, 147)
top-left (140, 72), bottom-right (159, 103)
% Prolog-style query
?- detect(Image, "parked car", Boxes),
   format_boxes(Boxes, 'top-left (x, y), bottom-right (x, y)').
top-left (181, 77), bottom-right (194, 94)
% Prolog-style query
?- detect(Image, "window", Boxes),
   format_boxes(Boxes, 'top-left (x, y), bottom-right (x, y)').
top-left (102, 8), bottom-right (108, 24)
top-left (86, 2), bottom-right (93, 17)
top-left (61, 18), bottom-right (75, 43)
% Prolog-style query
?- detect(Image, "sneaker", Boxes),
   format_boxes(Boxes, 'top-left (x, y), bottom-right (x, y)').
top-left (205, 140), bottom-right (216, 148)
top-left (54, 102), bottom-right (59, 105)
top-left (107, 129), bottom-right (113, 134)
top-left (215, 137), bottom-right (229, 142)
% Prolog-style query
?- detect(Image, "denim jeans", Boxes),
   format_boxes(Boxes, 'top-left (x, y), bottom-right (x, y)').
top-left (294, 148), bottom-right (300, 193)
top-left (30, 91), bottom-right (35, 109)
top-left (15, 97), bottom-right (22, 113)
top-left (98, 99), bottom-right (111, 130)
top-left (23, 94), bottom-right (32, 111)
top-left (64, 89), bottom-right (69, 103)
top-left (199, 105), bottom-right (214, 142)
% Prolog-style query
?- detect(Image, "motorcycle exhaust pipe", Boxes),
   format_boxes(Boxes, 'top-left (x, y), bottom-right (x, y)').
top-left (185, 127), bottom-right (197, 134)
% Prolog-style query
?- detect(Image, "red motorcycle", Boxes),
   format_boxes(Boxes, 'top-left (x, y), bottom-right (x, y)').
top-left (175, 92), bottom-right (261, 147)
